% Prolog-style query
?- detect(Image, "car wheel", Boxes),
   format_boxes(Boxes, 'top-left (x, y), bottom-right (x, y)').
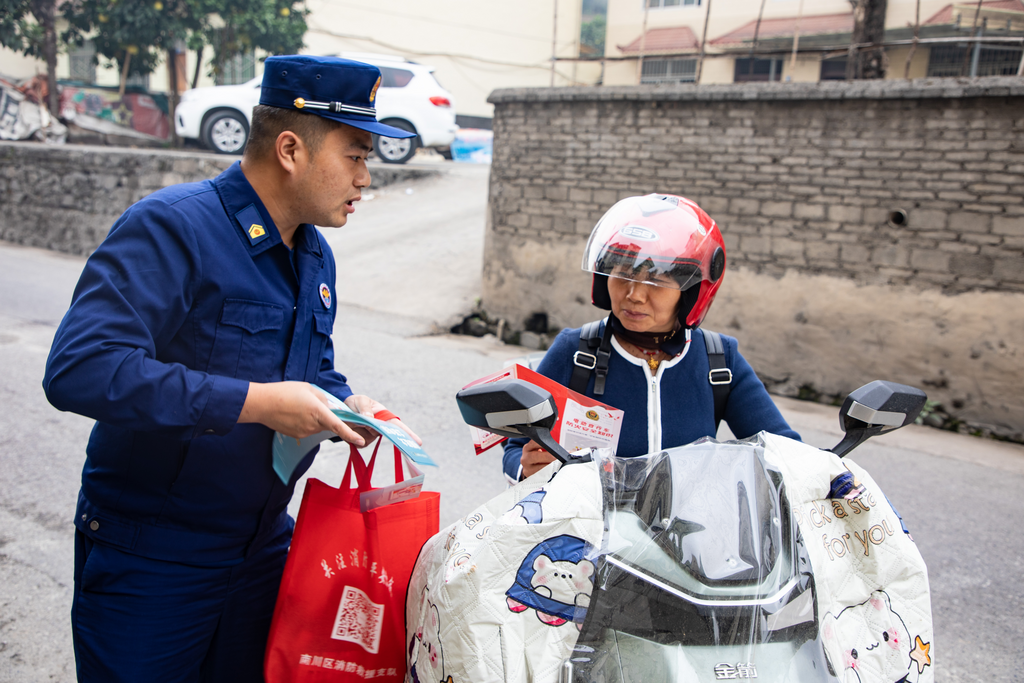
top-left (372, 120), bottom-right (418, 164)
top-left (202, 110), bottom-right (248, 155)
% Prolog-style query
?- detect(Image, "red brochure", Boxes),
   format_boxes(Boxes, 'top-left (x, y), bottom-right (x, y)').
top-left (462, 364), bottom-right (624, 456)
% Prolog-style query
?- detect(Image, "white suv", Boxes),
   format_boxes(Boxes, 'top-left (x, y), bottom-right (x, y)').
top-left (174, 53), bottom-right (458, 163)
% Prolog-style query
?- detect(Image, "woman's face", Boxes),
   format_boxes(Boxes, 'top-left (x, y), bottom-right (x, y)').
top-left (607, 269), bottom-right (682, 334)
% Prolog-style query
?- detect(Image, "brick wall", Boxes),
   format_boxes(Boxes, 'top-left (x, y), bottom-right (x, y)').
top-left (483, 76), bottom-right (1024, 438)
top-left (487, 77), bottom-right (1024, 297)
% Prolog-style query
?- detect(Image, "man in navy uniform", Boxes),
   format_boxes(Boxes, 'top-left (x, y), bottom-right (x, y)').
top-left (43, 55), bottom-right (419, 682)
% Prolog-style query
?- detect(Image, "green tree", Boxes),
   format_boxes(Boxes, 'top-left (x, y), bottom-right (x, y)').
top-left (0, 0), bottom-right (60, 114)
top-left (63, 0), bottom-right (306, 144)
top-left (63, 0), bottom-right (308, 91)
top-left (195, 0), bottom-right (308, 79)
top-left (63, 0), bottom-right (203, 93)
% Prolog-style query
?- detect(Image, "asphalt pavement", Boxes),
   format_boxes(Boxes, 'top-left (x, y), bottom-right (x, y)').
top-left (0, 159), bottom-right (1022, 682)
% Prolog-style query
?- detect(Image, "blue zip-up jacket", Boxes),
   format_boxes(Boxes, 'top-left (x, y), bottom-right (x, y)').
top-left (502, 323), bottom-right (800, 482)
top-left (44, 162), bottom-right (352, 565)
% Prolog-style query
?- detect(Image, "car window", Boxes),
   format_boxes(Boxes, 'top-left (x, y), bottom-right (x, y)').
top-left (379, 66), bottom-right (414, 88)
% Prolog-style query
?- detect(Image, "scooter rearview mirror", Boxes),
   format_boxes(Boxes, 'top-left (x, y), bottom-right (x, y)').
top-left (831, 380), bottom-right (927, 458)
top-left (456, 379), bottom-right (572, 464)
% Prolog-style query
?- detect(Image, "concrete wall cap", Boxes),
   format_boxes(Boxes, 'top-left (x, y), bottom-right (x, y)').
top-left (487, 76), bottom-right (1024, 105)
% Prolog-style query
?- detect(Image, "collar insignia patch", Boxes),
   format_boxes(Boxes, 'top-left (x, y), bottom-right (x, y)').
top-left (236, 204), bottom-right (270, 246)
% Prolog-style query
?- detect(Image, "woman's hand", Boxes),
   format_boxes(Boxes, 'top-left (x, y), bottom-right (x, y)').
top-left (520, 439), bottom-right (556, 479)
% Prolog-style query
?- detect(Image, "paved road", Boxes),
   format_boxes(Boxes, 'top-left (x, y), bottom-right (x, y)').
top-left (1, 161), bottom-right (1021, 682)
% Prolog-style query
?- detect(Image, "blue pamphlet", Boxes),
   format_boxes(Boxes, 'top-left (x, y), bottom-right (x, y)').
top-left (272, 386), bottom-right (436, 484)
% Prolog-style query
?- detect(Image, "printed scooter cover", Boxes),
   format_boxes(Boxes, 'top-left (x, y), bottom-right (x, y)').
top-left (406, 435), bottom-right (933, 683)
top-left (567, 435), bottom-right (934, 683)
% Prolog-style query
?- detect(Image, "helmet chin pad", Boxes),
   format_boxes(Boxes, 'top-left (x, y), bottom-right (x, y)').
top-left (591, 275), bottom-right (703, 328)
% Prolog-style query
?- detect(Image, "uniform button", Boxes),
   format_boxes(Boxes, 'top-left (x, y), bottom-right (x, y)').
top-left (89, 520), bottom-right (100, 531)
top-left (204, 429), bottom-right (215, 434)
top-left (81, 514), bottom-right (87, 521)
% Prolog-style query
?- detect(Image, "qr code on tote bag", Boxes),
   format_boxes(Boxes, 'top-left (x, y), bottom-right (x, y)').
top-left (331, 586), bottom-right (384, 654)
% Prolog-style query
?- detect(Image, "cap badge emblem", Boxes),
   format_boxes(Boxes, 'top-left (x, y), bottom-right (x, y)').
top-left (370, 76), bottom-right (382, 103)
top-left (319, 283), bottom-right (332, 309)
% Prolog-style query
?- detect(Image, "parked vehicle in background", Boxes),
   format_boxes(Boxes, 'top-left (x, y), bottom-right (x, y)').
top-left (174, 53), bottom-right (457, 162)
top-left (339, 52), bottom-right (458, 164)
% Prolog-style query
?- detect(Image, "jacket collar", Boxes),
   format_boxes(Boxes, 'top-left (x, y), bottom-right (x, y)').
top-left (214, 161), bottom-right (321, 259)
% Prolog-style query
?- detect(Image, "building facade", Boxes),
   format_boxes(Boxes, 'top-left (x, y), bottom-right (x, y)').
top-left (589, 0), bottom-right (1024, 86)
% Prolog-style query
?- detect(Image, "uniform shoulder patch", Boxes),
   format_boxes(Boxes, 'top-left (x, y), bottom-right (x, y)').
top-left (235, 204), bottom-right (269, 246)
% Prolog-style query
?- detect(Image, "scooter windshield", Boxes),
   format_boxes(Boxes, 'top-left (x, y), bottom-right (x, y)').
top-left (562, 437), bottom-right (834, 682)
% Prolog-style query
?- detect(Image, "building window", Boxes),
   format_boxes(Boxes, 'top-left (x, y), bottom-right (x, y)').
top-left (217, 51), bottom-right (256, 85)
top-left (645, 0), bottom-right (701, 8)
top-left (820, 57), bottom-right (847, 80)
top-left (641, 58), bottom-right (697, 83)
top-left (68, 42), bottom-right (97, 84)
top-left (734, 57), bottom-right (782, 82)
top-left (927, 44), bottom-right (1024, 77)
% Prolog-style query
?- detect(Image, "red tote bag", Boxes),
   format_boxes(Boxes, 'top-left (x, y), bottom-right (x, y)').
top-left (265, 442), bottom-right (440, 682)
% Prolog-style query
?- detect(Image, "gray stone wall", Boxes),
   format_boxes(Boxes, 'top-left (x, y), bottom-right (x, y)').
top-left (1, 143), bottom-right (234, 255)
top-left (0, 142), bottom-right (436, 255)
top-left (483, 77), bottom-right (1024, 438)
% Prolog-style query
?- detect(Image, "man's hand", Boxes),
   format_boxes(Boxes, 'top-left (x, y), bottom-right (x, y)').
top-left (239, 382), bottom-right (367, 446)
top-left (521, 439), bottom-right (556, 479)
top-left (343, 394), bottom-right (423, 447)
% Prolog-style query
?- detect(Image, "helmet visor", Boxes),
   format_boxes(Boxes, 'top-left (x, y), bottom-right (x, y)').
top-left (595, 242), bottom-right (704, 292)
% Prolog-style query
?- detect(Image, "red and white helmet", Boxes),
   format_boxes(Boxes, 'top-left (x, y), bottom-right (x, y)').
top-left (581, 193), bottom-right (726, 329)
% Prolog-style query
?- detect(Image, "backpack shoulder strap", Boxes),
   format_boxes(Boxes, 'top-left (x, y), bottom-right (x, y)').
top-left (703, 329), bottom-right (733, 428)
top-left (569, 319), bottom-right (613, 396)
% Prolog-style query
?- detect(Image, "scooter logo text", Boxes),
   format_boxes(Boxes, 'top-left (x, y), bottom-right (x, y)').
top-left (714, 662), bottom-right (757, 679)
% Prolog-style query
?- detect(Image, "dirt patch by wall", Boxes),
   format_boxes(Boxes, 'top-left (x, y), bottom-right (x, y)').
top-left (704, 269), bottom-right (1024, 439)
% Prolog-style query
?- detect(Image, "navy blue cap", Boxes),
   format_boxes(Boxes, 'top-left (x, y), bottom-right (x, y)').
top-left (259, 55), bottom-right (415, 139)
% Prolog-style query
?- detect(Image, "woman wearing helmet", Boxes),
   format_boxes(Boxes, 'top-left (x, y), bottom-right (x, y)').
top-left (502, 193), bottom-right (800, 482)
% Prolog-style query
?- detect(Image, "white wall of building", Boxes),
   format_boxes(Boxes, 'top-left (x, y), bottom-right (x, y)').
top-left (302, 0), bottom-right (584, 117)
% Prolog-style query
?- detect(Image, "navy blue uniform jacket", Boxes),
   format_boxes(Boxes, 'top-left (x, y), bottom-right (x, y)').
top-left (503, 324), bottom-right (800, 482)
top-left (44, 162), bottom-right (352, 566)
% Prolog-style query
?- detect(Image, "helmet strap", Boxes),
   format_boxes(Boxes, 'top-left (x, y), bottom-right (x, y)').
top-left (677, 283), bottom-right (702, 328)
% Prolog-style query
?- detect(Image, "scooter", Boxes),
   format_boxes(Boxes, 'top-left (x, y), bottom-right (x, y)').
top-left (407, 379), bottom-right (933, 683)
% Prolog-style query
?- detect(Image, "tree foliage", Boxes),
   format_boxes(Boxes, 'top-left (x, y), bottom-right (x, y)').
top-left (61, 0), bottom-right (309, 81)
top-left (0, 0), bottom-right (46, 57)
top-left (192, 0), bottom-right (309, 79)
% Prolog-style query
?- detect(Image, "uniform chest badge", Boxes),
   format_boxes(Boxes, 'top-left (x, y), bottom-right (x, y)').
top-left (319, 283), bottom-right (332, 309)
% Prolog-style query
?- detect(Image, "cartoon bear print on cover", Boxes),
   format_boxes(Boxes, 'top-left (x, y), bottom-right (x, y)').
top-left (408, 597), bottom-right (453, 683)
top-left (506, 535), bottom-right (595, 628)
top-left (498, 490), bottom-right (548, 526)
top-left (822, 590), bottom-right (933, 683)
